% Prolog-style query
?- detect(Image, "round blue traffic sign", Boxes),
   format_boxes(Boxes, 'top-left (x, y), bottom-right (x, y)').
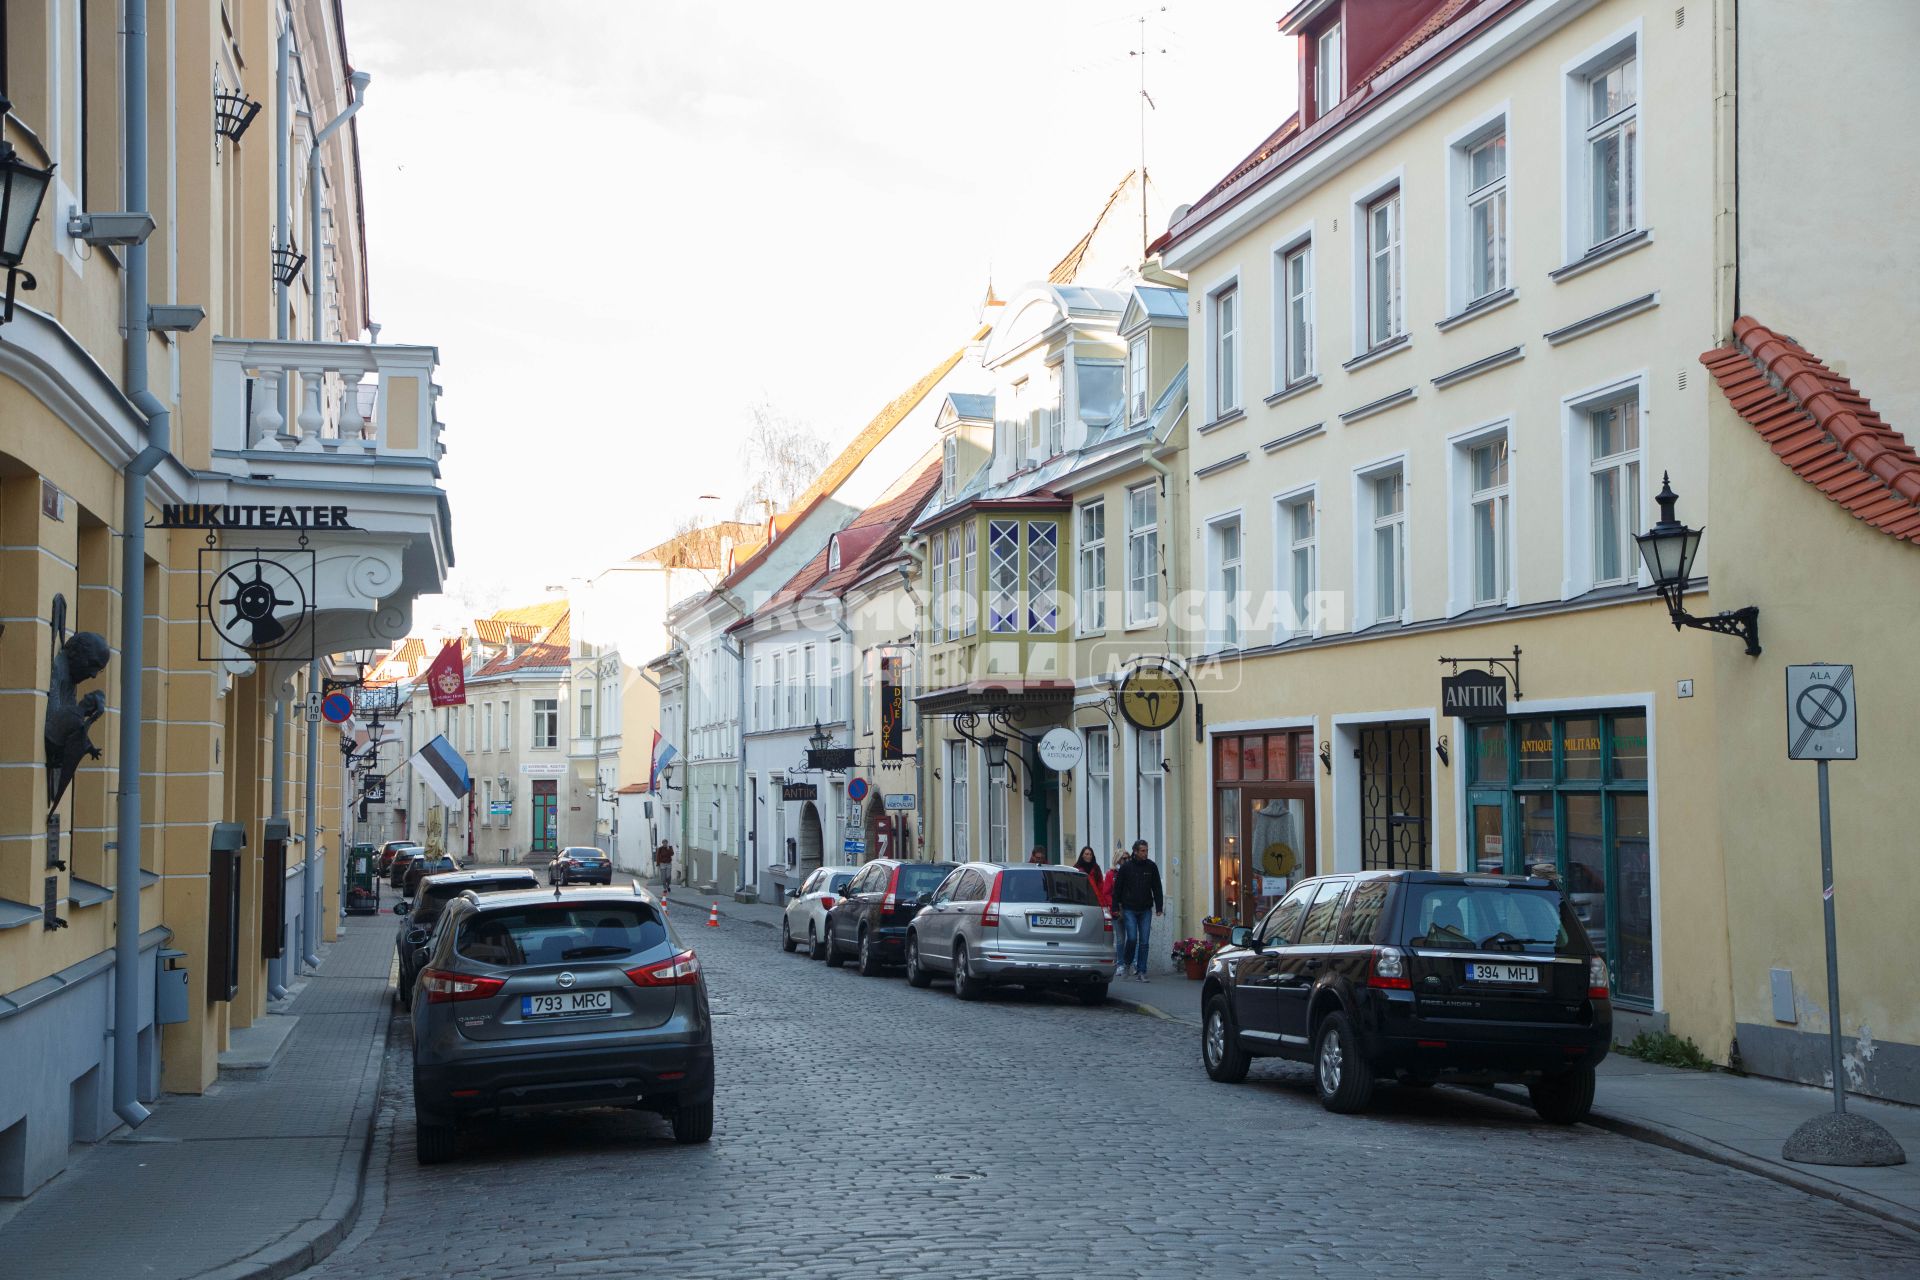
top-left (321, 691), bottom-right (354, 724)
top-left (847, 777), bottom-right (869, 802)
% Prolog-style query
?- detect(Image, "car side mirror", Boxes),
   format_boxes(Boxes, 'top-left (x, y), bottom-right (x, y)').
top-left (1229, 925), bottom-right (1254, 949)
top-left (411, 947), bottom-right (430, 966)
top-left (914, 892), bottom-right (933, 906)
top-left (392, 902), bottom-right (408, 915)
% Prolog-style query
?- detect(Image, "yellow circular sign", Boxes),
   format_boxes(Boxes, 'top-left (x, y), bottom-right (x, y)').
top-left (1118, 666), bottom-right (1183, 731)
top-left (1261, 842), bottom-right (1296, 878)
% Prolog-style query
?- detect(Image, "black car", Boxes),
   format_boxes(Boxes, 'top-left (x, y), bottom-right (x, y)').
top-left (389, 848), bottom-right (425, 889)
top-left (393, 868), bottom-right (541, 1008)
top-left (821, 859), bottom-right (958, 976)
top-left (549, 846), bottom-right (614, 886)
top-left (408, 884), bottom-right (714, 1163)
top-left (1199, 870), bottom-right (1611, 1122)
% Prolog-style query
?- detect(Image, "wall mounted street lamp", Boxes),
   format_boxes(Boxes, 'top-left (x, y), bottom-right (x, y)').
top-left (214, 89), bottom-right (264, 143)
top-left (808, 723), bottom-right (833, 754)
top-left (1634, 473), bottom-right (1761, 657)
top-left (983, 733), bottom-right (1009, 772)
top-left (271, 234), bottom-right (307, 287)
top-left (0, 116), bottom-right (56, 327)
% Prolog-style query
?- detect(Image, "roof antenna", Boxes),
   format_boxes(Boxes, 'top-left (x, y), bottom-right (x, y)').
top-left (1130, 7), bottom-right (1167, 255)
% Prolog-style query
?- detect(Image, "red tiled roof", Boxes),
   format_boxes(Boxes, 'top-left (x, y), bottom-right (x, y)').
top-left (1701, 317), bottom-right (1920, 544)
top-left (1048, 170), bottom-right (1136, 285)
top-left (474, 641), bottom-right (571, 679)
top-left (740, 461), bottom-right (943, 627)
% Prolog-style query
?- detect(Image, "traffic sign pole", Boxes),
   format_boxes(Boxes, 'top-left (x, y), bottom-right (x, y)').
top-left (1817, 758), bottom-right (1844, 1116)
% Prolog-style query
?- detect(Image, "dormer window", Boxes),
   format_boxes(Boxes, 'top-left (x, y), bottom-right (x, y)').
top-left (1128, 337), bottom-right (1148, 423)
top-left (941, 435), bottom-right (957, 501)
top-left (828, 536), bottom-right (841, 572)
top-left (1314, 21), bottom-right (1343, 118)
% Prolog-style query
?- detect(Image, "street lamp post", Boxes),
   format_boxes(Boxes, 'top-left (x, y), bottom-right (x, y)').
top-left (0, 115), bottom-right (56, 326)
top-left (1634, 473), bottom-right (1761, 656)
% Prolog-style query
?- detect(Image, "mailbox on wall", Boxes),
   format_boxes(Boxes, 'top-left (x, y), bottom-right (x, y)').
top-left (261, 818), bottom-right (290, 960)
top-left (208, 822), bottom-right (246, 1003)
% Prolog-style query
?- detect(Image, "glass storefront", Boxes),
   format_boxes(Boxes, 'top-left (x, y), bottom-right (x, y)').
top-left (1211, 730), bottom-right (1316, 926)
top-left (1467, 710), bottom-right (1652, 1005)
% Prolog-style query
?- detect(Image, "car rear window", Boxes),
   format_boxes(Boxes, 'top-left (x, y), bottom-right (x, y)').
top-left (569, 850), bottom-right (608, 861)
top-left (1400, 884), bottom-right (1589, 956)
top-left (457, 904), bottom-right (666, 967)
top-left (417, 875), bottom-right (540, 920)
top-left (993, 869), bottom-right (1100, 906)
top-left (894, 863), bottom-right (953, 897)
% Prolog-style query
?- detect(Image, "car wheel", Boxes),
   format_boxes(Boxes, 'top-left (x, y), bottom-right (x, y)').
top-left (1313, 1011), bottom-right (1375, 1114)
top-left (857, 929), bottom-right (883, 977)
top-left (780, 917), bottom-right (798, 953)
top-left (905, 935), bottom-right (932, 988)
top-left (416, 1119), bottom-right (456, 1165)
top-left (808, 924), bottom-right (827, 961)
top-left (671, 1099), bottom-right (714, 1144)
top-left (1528, 1064), bottom-right (1596, 1125)
top-left (1078, 982), bottom-right (1110, 1007)
top-left (952, 944), bottom-right (983, 1001)
top-left (823, 925), bottom-right (846, 968)
top-left (1202, 994), bottom-right (1251, 1084)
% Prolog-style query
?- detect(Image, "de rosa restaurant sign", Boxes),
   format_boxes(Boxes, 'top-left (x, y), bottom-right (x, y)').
top-left (1441, 669), bottom-right (1508, 720)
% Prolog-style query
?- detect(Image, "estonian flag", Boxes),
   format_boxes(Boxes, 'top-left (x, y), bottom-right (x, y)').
top-left (649, 730), bottom-right (678, 790)
top-left (409, 734), bottom-right (471, 809)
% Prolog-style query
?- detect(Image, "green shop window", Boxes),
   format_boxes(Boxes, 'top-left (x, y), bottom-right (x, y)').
top-left (1466, 711), bottom-right (1652, 1006)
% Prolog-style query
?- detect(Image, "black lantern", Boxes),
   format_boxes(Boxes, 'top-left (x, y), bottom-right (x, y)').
top-left (1634, 472), bottom-right (1760, 656)
top-left (0, 117), bottom-right (56, 327)
top-left (271, 234), bottom-right (306, 287)
top-left (214, 88), bottom-right (263, 143)
top-left (808, 723), bottom-right (832, 754)
top-left (983, 733), bottom-right (1009, 772)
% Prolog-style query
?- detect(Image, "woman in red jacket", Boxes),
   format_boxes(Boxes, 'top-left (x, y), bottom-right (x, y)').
top-left (1075, 846), bottom-right (1110, 908)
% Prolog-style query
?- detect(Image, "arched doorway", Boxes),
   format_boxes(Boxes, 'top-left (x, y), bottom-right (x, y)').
top-left (797, 802), bottom-right (823, 872)
top-left (863, 794), bottom-right (906, 862)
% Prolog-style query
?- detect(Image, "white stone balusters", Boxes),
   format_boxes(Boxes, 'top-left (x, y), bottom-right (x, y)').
top-left (251, 371), bottom-right (286, 446)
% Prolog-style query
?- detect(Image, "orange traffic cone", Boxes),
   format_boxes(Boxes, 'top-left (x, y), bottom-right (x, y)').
top-left (706, 902), bottom-right (720, 928)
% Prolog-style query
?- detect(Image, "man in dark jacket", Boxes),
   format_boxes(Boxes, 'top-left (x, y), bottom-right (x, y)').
top-left (1110, 840), bottom-right (1165, 981)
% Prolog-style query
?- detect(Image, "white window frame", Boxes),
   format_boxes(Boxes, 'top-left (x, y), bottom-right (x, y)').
top-left (482, 779), bottom-right (493, 828)
top-left (532, 698), bottom-right (558, 750)
top-left (1560, 24), bottom-right (1644, 261)
top-left (1083, 727), bottom-right (1111, 861)
top-left (1274, 484), bottom-right (1319, 637)
top-left (1445, 105), bottom-right (1512, 313)
top-left (1132, 727), bottom-right (1165, 859)
top-left (987, 763), bottom-right (1009, 860)
top-left (946, 521), bottom-right (964, 640)
top-left (1348, 168), bottom-right (1406, 357)
top-left (1124, 482), bottom-right (1160, 628)
top-left (962, 522), bottom-right (977, 637)
top-left (1026, 521), bottom-right (1059, 633)
top-left (1128, 337), bottom-right (1148, 423)
top-left (987, 519), bottom-right (1022, 634)
top-left (1315, 21), bottom-right (1343, 118)
top-left (1076, 499), bottom-right (1107, 635)
top-left (483, 702), bottom-right (493, 752)
top-left (751, 656), bottom-right (764, 730)
top-left (1352, 456), bottom-right (1409, 629)
top-left (579, 682), bottom-right (595, 739)
top-left (1207, 277), bottom-right (1241, 419)
top-left (1365, 190), bottom-right (1404, 349)
top-left (804, 643), bottom-right (818, 723)
top-left (1272, 228), bottom-right (1315, 390)
top-left (1560, 372), bottom-right (1650, 598)
top-left (941, 435), bottom-right (957, 501)
top-left (949, 739), bottom-right (970, 859)
top-left (1206, 511), bottom-right (1246, 651)
top-left (1445, 419), bottom-right (1518, 616)
top-left (1044, 363), bottom-right (1065, 458)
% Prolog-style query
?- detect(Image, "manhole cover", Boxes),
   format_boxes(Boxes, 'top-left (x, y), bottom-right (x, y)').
top-left (933, 1170), bottom-right (986, 1183)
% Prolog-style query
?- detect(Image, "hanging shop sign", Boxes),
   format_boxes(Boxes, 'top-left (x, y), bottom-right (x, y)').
top-left (153, 503), bottom-right (356, 530)
top-left (1117, 665), bottom-right (1183, 732)
top-left (806, 747), bottom-right (857, 772)
top-left (879, 656), bottom-right (905, 760)
top-left (1037, 727), bottom-right (1083, 772)
top-left (782, 782), bottom-right (818, 802)
top-left (198, 547), bottom-right (315, 661)
top-left (1441, 669), bottom-right (1509, 721)
top-left (362, 774), bottom-right (387, 804)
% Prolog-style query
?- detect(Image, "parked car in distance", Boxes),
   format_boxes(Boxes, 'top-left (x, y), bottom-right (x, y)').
top-left (549, 847), bottom-right (614, 886)
top-left (905, 863), bottom-right (1115, 1004)
top-left (404, 853), bottom-right (464, 898)
top-left (1199, 870), bottom-right (1611, 1122)
top-left (378, 841), bottom-right (423, 876)
top-left (393, 868), bottom-right (541, 1008)
top-left (408, 883), bottom-right (714, 1164)
top-left (821, 859), bottom-right (957, 976)
top-left (389, 848), bottom-right (426, 889)
top-left (782, 865), bottom-right (858, 959)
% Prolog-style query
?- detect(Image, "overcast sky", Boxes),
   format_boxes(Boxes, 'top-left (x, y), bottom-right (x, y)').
top-left (349, 1), bottom-right (1297, 626)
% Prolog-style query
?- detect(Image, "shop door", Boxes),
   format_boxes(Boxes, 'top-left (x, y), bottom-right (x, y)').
top-left (531, 780), bottom-right (558, 852)
top-left (1242, 789), bottom-right (1314, 926)
top-left (798, 802), bottom-right (823, 870)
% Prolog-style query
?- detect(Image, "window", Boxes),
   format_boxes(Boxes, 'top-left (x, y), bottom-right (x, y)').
top-left (1465, 131), bottom-right (1508, 299)
top-left (579, 685), bottom-right (595, 738)
top-left (930, 530), bottom-right (945, 643)
top-left (1280, 492), bottom-right (1317, 632)
top-left (502, 704), bottom-right (510, 748)
top-left (785, 647), bottom-right (800, 725)
top-left (828, 537), bottom-right (841, 572)
top-left (1315, 23), bottom-right (1342, 118)
top-left (751, 657), bottom-right (764, 730)
top-left (1045, 364), bottom-right (1065, 457)
top-left (1585, 53), bottom-right (1638, 247)
top-left (1084, 729), bottom-right (1111, 860)
top-left (1298, 880), bottom-right (1352, 946)
top-left (1026, 522), bottom-right (1058, 632)
top-left (532, 699), bottom-right (558, 749)
top-left (1370, 469), bottom-right (1406, 622)
top-left (804, 644), bottom-right (818, 722)
top-left (1078, 500), bottom-right (1106, 633)
top-left (962, 523), bottom-right (977, 636)
top-left (1135, 729), bottom-right (1165, 857)
top-left (1128, 337), bottom-right (1148, 422)
top-left (827, 637), bottom-right (841, 721)
top-left (947, 522), bottom-right (964, 639)
top-left (1211, 517), bottom-right (1244, 648)
top-left (771, 651), bottom-right (786, 728)
top-left (941, 435), bottom-right (957, 501)
top-left (1589, 395), bottom-right (1642, 585)
top-left (481, 779), bottom-right (493, 828)
top-left (1281, 242), bottom-right (1314, 385)
top-left (987, 764), bottom-right (1009, 860)
top-left (1367, 191), bottom-right (1404, 347)
top-left (1469, 437), bottom-right (1511, 606)
top-left (1212, 284), bottom-right (1240, 417)
top-left (1125, 483), bottom-right (1159, 626)
top-left (948, 740), bottom-right (970, 859)
top-left (987, 520), bottom-right (1021, 633)
top-left (1011, 377), bottom-right (1032, 468)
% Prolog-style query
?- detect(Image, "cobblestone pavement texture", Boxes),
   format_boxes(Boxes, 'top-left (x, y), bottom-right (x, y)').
top-left (295, 908), bottom-right (1920, 1280)
top-left (0, 914), bottom-right (393, 1280)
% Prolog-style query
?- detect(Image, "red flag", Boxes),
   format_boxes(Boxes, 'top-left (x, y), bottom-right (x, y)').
top-left (425, 640), bottom-right (467, 707)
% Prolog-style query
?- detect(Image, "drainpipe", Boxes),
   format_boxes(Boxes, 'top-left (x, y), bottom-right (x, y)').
top-left (111, 0), bottom-right (164, 1131)
top-left (275, 17), bottom-right (290, 355)
top-left (309, 73), bottom-right (370, 341)
top-left (303, 662), bottom-right (321, 967)
top-left (727, 630), bottom-right (747, 894)
top-left (267, 700), bottom-right (287, 999)
top-left (899, 536), bottom-right (930, 855)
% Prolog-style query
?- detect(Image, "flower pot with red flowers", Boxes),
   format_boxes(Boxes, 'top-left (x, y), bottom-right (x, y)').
top-left (1171, 937), bottom-right (1218, 979)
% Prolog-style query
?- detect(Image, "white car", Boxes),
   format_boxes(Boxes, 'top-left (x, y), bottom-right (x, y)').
top-left (782, 865), bottom-right (860, 959)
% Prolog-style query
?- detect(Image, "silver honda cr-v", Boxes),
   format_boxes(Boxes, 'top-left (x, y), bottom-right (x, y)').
top-left (904, 862), bottom-right (1115, 1004)
top-left (407, 884), bottom-right (714, 1163)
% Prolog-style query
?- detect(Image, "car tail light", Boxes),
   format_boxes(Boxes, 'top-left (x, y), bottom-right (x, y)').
top-left (1368, 947), bottom-right (1411, 990)
top-left (882, 865), bottom-right (901, 913)
top-left (627, 949), bottom-right (701, 987)
top-left (1588, 957), bottom-right (1610, 999)
top-left (421, 968), bottom-right (506, 1004)
top-left (820, 896), bottom-right (836, 912)
top-left (1102, 908), bottom-right (1113, 933)
top-left (980, 873), bottom-right (1004, 927)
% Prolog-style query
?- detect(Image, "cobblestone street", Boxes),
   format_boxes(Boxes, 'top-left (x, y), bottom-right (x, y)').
top-left (304, 915), bottom-right (1918, 1279)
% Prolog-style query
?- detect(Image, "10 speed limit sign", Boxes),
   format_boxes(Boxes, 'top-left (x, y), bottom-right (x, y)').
top-left (1785, 664), bottom-right (1857, 761)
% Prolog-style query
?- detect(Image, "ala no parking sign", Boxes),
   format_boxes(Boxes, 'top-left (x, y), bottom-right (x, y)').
top-left (1785, 664), bottom-right (1857, 761)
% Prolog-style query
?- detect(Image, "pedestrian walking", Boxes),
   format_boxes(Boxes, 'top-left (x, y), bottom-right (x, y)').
top-left (1075, 846), bottom-right (1110, 909)
top-left (1110, 839), bottom-right (1164, 981)
top-left (1108, 846), bottom-right (1131, 966)
top-left (1027, 845), bottom-right (1048, 865)
top-left (654, 841), bottom-right (675, 890)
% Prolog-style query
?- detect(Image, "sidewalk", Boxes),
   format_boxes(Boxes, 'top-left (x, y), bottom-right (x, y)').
top-left (0, 913), bottom-right (394, 1280)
